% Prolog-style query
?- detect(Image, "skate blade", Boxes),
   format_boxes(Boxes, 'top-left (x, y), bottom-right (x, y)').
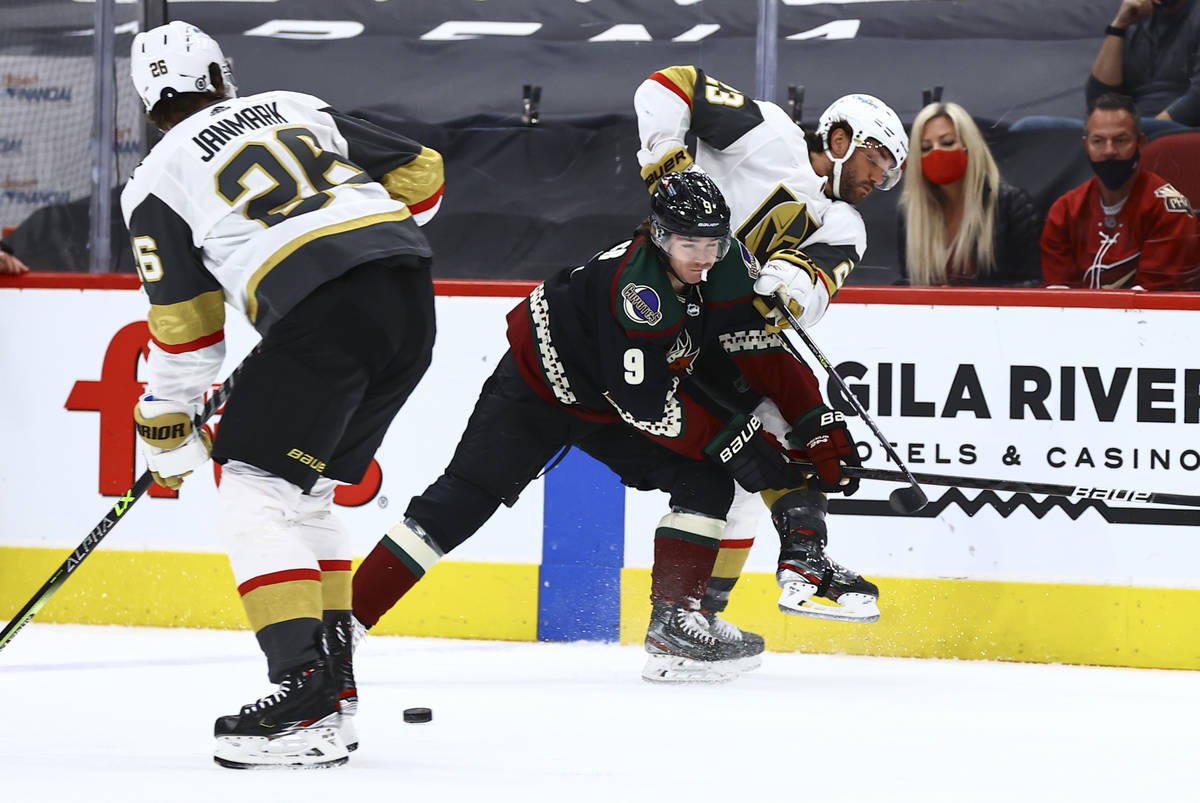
top-left (339, 714), bottom-right (359, 753)
top-left (214, 725), bottom-right (349, 769)
top-left (641, 654), bottom-right (742, 684)
top-left (778, 583), bottom-right (880, 624)
top-left (732, 654), bottom-right (764, 673)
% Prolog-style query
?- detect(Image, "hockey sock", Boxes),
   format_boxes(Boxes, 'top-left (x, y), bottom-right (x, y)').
top-left (237, 568), bottom-right (324, 683)
top-left (650, 511), bottom-right (723, 606)
top-left (352, 519), bottom-right (442, 628)
top-left (701, 535), bottom-right (754, 613)
top-left (320, 559), bottom-right (353, 614)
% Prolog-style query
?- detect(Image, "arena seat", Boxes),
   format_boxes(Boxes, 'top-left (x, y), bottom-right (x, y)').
top-left (1142, 131), bottom-right (1200, 212)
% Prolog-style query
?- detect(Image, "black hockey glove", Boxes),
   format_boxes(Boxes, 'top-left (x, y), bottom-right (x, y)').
top-left (787, 405), bottom-right (861, 496)
top-left (704, 413), bottom-right (792, 493)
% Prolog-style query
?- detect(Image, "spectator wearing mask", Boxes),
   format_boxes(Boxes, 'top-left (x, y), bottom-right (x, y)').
top-left (897, 101), bottom-right (1042, 286)
top-left (1041, 93), bottom-right (1200, 289)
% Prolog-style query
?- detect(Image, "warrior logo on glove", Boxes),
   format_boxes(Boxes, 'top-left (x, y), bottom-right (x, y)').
top-left (133, 396), bottom-right (213, 490)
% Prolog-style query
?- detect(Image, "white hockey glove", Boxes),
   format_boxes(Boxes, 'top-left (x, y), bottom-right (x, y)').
top-left (133, 395), bottom-right (212, 490)
top-left (752, 258), bottom-right (830, 331)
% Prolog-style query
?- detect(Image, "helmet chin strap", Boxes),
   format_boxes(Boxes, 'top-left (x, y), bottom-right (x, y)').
top-left (825, 141), bottom-right (858, 201)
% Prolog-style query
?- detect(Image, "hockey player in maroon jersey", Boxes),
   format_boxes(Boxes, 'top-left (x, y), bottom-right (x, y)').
top-left (352, 172), bottom-right (857, 682)
top-left (634, 66), bottom-right (908, 633)
top-left (123, 21), bottom-right (443, 768)
top-left (1041, 92), bottom-right (1200, 290)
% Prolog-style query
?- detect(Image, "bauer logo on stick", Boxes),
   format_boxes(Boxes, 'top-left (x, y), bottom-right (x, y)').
top-left (1070, 487), bottom-right (1152, 502)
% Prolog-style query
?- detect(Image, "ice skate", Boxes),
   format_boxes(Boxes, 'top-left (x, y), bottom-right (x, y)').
top-left (777, 544), bottom-right (883, 619)
top-left (772, 490), bottom-right (880, 624)
top-left (642, 602), bottom-right (748, 683)
top-left (703, 611), bottom-right (765, 672)
top-left (213, 659), bottom-right (348, 769)
top-left (326, 614), bottom-right (362, 752)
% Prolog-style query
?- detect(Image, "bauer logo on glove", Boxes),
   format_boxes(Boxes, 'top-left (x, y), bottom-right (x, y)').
top-left (786, 404), bottom-right (861, 495)
top-left (133, 395), bottom-right (213, 489)
top-left (704, 413), bottom-right (792, 493)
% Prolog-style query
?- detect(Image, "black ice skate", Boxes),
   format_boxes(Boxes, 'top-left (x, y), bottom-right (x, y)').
top-left (702, 611), bottom-right (765, 672)
top-left (777, 554), bottom-right (880, 623)
top-left (773, 494), bottom-right (880, 624)
top-left (643, 602), bottom-right (749, 683)
top-left (325, 614), bottom-right (363, 752)
top-left (213, 659), bottom-right (348, 769)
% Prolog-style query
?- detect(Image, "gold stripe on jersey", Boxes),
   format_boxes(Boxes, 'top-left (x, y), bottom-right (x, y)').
top-left (380, 146), bottom-right (444, 208)
top-left (650, 65), bottom-right (700, 103)
top-left (241, 578), bottom-right (323, 631)
top-left (147, 289), bottom-right (226, 347)
top-left (639, 146), bottom-right (694, 193)
top-left (245, 209), bottom-right (412, 324)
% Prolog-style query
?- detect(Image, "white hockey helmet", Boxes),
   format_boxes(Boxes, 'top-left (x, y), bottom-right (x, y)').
top-left (130, 20), bottom-right (236, 112)
top-left (816, 94), bottom-right (907, 199)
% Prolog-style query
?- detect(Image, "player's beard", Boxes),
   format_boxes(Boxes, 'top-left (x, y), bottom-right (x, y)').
top-left (838, 161), bottom-right (873, 204)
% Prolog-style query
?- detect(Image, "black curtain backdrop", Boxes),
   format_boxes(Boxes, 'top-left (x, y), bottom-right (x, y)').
top-left (4, 1), bottom-right (1130, 279)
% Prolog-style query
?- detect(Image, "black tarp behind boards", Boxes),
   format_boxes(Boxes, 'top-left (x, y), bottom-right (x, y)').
top-left (1, 1), bottom-right (1153, 279)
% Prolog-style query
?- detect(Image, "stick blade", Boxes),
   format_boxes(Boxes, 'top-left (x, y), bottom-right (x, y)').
top-left (889, 486), bottom-right (928, 514)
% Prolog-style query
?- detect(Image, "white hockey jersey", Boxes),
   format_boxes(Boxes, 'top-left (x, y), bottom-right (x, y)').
top-left (634, 66), bottom-right (867, 305)
top-left (121, 90), bottom-right (444, 402)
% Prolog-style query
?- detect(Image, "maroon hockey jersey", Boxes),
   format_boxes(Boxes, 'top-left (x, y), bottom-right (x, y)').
top-left (1040, 169), bottom-right (1200, 290)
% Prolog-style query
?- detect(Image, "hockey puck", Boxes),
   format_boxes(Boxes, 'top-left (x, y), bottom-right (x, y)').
top-left (403, 707), bottom-right (433, 724)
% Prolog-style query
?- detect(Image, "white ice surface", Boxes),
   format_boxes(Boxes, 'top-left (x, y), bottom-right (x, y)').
top-left (1, 624), bottom-right (1195, 802)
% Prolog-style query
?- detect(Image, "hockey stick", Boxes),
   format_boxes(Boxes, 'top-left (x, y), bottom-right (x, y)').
top-left (783, 461), bottom-right (1200, 508)
top-left (772, 290), bottom-right (929, 514)
top-left (0, 353), bottom-right (251, 654)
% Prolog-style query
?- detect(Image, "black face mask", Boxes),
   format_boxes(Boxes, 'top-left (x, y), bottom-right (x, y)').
top-left (1090, 149), bottom-right (1140, 191)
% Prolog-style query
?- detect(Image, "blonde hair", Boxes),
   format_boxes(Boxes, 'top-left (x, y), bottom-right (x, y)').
top-left (898, 102), bottom-right (1001, 285)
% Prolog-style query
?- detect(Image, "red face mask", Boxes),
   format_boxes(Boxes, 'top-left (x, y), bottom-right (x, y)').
top-left (921, 148), bottom-right (968, 185)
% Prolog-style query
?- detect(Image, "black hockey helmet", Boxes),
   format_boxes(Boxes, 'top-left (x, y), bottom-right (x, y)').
top-left (650, 171), bottom-right (732, 258)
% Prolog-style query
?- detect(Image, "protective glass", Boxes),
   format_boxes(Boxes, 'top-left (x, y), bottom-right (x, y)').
top-left (652, 226), bottom-right (732, 262)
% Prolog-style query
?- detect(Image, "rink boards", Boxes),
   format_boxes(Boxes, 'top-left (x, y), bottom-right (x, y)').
top-left (2, 277), bottom-right (1199, 669)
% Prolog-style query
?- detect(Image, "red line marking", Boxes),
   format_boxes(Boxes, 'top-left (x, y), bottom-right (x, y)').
top-left (6, 272), bottom-right (1200, 309)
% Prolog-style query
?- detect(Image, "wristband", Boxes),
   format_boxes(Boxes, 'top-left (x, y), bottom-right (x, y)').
top-left (1105, 25), bottom-right (1127, 38)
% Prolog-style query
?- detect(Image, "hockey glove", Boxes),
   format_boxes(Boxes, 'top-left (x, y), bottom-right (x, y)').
top-left (786, 405), bottom-right (861, 496)
top-left (703, 413), bottom-right (792, 493)
top-left (133, 396), bottom-right (212, 490)
top-left (752, 255), bottom-right (831, 330)
top-left (638, 142), bottom-right (696, 193)
top-left (752, 296), bottom-right (803, 334)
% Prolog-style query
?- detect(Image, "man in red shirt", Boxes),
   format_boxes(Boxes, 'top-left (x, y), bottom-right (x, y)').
top-left (1041, 92), bottom-right (1200, 290)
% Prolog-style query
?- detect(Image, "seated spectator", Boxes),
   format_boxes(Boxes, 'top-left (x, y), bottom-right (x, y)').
top-left (0, 241), bottom-right (29, 275)
top-left (897, 101), bottom-right (1042, 286)
top-left (1089, 0), bottom-right (1200, 131)
top-left (1012, 0), bottom-right (1199, 134)
top-left (1041, 92), bottom-right (1200, 289)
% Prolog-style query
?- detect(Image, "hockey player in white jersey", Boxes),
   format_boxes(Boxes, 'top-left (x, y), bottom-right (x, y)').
top-left (123, 21), bottom-right (444, 768)
top-left (635, 66), bottom-right (907, 641)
